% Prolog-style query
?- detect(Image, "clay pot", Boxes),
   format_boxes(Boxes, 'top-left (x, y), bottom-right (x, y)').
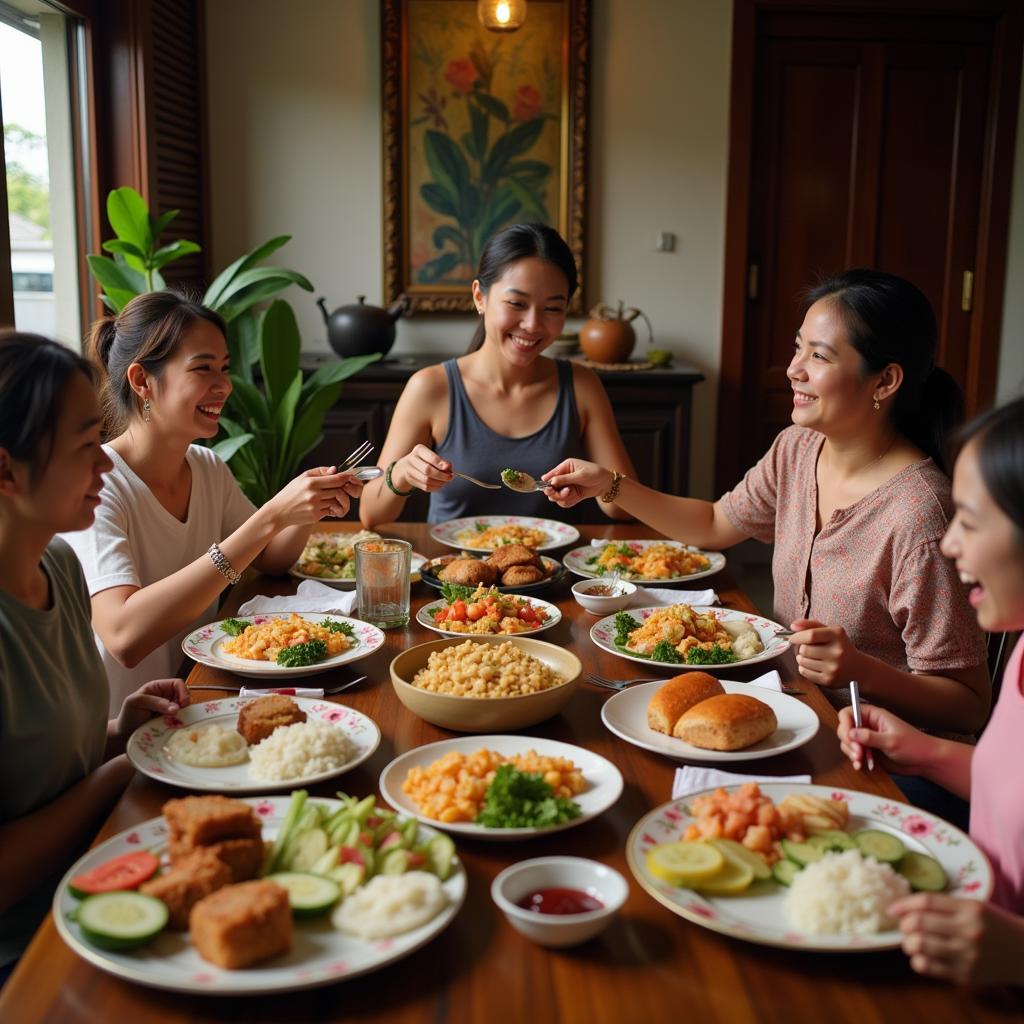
top-left (579, 302), bottom-right (651, 364)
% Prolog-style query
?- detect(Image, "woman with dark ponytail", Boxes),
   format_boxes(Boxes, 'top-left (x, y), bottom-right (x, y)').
top-left (63, 291), bottom-right (362, 713)
top-left (359, 223), bottom-right (634, 526)
top-left (544, 270), bottom-right (990, 749)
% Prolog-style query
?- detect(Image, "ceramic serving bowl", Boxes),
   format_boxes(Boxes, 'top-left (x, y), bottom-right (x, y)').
top-left (390, 635), bottom-right (581, 732)
top-left (491, 856), bottom-right (629, 948)
top-left (570, 578), bottom-right (638, 614)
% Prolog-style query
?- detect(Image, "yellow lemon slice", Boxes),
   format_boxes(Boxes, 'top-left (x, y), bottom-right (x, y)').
top-left (693, 858), bottom-right (754, 895)
top-left (705, 838), bottom-right (771, 881)
top-left (646, 842), bottom-right (724, 885)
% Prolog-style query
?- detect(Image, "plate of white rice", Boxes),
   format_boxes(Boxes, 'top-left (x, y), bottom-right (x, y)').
top-left (127, 696), bottom-right (381, 793)
top-left (626, 783), bottom-right (994, 951)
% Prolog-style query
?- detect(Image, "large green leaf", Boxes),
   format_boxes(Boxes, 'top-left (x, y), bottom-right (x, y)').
top-left (299, 353), bottom-right (381, 404)
top-left (227, 310), bottom-right (260, 382)
top-left (217, 280), bottom-right (303, 324)
top-left (106, 187), bottom-right (152, 253)
top-left (226, 374), bottom-right (272, 430)
top-left (271, 370), bottom-right (303, 485)
top-left (87, 255), bottom-right (145, 298)
top-left (211, 433), bottom-right (254, 463)
top-left (258, 300), bottom-right (301, 411)
top-left (102, 239), bottom-right (147, 261)
top-left (420, 182), bottom-right (459, 218)
top-left (203, 235), bottom-right (292, 308)
top-left (424, 130), bottom-right (470, 198)
top-left (151, 209), bottom-right (179, 238)
top-left (288, 382), bottom-right (342, 468)
top-left (150, 239), bottom-right (201, 270)
top-left (212, 266), bottom-right (313, 310)
top-left (112, 253), bottom-right (148, 293)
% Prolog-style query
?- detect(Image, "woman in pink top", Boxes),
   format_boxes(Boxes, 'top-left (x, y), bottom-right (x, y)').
top-left (839, 397), bottom-right (1024, 986)
top-left (544, 270), bottom-right (989, 733)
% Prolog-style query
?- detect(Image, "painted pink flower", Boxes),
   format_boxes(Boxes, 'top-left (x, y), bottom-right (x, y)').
top-left (664, 808), bottom-right (682, 823)
top-left (444, 58), bottom-right (478, 95)
top-left (512, 84), bottom-right (543, 121)
top-left (192, 972), bottom-right (216, 985)
top-left (687, 904), bottom-right (716, 920)
top-left (204, 702), bottom-right (221, 712)
top-left (163, 715), bottom-right (184, 729)
top-left (255, 800), bottom-right (275, 817)
top-left (962, 880), bottom-right (981, 893)
top-left (642, 832), bottom-right (658, 846)
top-left (126, 832), bottom-right (141, 845)
top-left (322, 708), bottom-right (346, 723)
top-left (902, 815), bottom-right (934, 837)
top-left (326, 961), bottom-right (350, 976)
top-left (830, 791), bottom-right (851, 803)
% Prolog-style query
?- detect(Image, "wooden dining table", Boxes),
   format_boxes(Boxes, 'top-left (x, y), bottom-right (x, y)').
top-left (3, 522), bottom-right (1022, 1023)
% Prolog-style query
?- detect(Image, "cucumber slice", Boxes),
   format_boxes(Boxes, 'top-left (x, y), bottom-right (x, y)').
top-left (379, 848), bottom-right (409, 875)
top-left (805, 831), bottom-right (856, 853)
top-left (854, 829), bottom-right (906, 863)
top-left (310, 845), bottom-right (341, 876)
top-left (400, 817), bottom-right (420, 848)
top-left (780, 839), bottom-right (825, 866)
top-left (76, 891), bottom-right (168, 950)
top-left (705, 838), bottom-right (771, 881)
top-left (897, 851), bottom-right (947, 892)
top-left (287, 828), bottom-right (329, 872)
top-left (772, 858), bottom-right (801, 886)
top-left (327, 862), bottom-right (366, 895)
top-left (266, 871), bottom-right (341, 917)
top-left (426, 834), bottom-right (456, 881)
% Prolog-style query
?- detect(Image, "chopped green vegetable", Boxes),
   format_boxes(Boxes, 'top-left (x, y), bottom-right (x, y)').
top-left (276, 639), bottom-right (328, 667)
top-left (651, 640), bottom-right (683, 663)
top-left (220, 617), bottom-right (251, 637)
top-left (440, 581), bottom-right (475, 604)
top-left (475, 521), bottom-right (488, 533)
top-left (320, 618), bottom-right (355, 637)
top-left (684, 643), bottom-right (736, 665)
top-left (613, 610), bottom-right (641, 647)
top-left (268, 790), bottom-right (309, 874)
top-left (501, 468), bottom-right (521, 484)
top-left (475, 765), bottom-right (582, 829)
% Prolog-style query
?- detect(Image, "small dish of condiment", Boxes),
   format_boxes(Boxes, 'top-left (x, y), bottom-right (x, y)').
top-left (491, 856), bottom-right (628, 947)
top-left (570, 578), bottom-right (637, 615)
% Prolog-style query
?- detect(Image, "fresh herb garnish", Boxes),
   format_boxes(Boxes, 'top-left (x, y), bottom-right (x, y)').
top-left (276, 639), bottom-right (328, 667)
top-left (220, 618), bottom-right (251, 637)
top-left (440, 581), bottom-right (475, 604)
top-left (651, 640), bottom-right (683, 664)
top-left (320, 618), bottom-right (355, 637)
top-left (474, 521), bottom-right (488, 533)
top-left (501, 468), bottom-right (521, 485)
top-left (684, 643), bottom-right (737, 665)
top-left (475, 764), bottom-right (582, 829)
top-left (613, 610), bottom-right (641, 647)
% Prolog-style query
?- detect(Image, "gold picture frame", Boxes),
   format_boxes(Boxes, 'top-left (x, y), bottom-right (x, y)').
top-left (382, 0), bottom-right (589, 313)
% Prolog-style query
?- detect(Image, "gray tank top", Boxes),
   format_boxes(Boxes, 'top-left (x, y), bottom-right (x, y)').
top-left (428, 358), bottom-right (587, 522)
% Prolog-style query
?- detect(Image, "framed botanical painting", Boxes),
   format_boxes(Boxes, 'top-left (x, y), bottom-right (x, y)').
top-left (382, 0), bottom-right (589, 313)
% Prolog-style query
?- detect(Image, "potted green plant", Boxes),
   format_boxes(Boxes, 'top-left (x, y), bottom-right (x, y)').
top-left (87, 187), bottom-right (379, 505)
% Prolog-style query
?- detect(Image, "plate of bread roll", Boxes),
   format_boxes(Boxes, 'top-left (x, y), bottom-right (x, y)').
top-left (600, 673), bottom-right (818, 762)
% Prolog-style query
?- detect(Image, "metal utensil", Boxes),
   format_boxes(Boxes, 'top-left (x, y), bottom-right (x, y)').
top-left (335, 440), bottom-right (374, 473)
top-left (500, 468), bottom-right (550, 493)
top-left (351, 465), bottom-right (384, 482)
top-left (586, 672), bottom-right (805, 695)
top-left (190, 675), bottom-right (368, 696)
top-left (773, 627), bottom-right (796, 638)
top-left (849, 679), bottom-right (874, 770)
top-left (451, 469), bottom-right (500, 490)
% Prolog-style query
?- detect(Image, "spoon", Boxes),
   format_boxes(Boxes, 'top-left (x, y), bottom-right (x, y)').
top-left (451, 470), bottom-right (501, 490)
top-left (500, 468), bottom-right (550, 493)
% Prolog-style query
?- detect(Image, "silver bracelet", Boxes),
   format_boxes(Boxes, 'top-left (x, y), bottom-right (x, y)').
top-left (207, 542), bottom-right (241, 585)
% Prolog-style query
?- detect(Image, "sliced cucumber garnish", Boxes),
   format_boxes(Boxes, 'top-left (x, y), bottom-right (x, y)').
top-left (426, 834), bottom-right (456, 881)
top-left (772, 858), bottom-right (801, 886)
top-left (266, 871), bottom-right (341, 917)
top-left (897, 851), bottom-right (947, 892)
top-left (76, 891), bottom-right (168, 950)
top-left (854, 829), bottom-right (906, 864)
top-left (780, 839), bottom-right (825, 867)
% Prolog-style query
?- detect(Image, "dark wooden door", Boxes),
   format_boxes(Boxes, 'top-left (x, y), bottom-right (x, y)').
top-left (720, 5), bottom-right (1021, 488)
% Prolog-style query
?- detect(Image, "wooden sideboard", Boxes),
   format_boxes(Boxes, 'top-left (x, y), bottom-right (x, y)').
top-left (300, 353), bottom-right (704, 521)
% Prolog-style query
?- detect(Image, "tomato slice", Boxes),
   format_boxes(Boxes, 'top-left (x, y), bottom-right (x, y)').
top-left (69, 850), bottom-right (160, 897)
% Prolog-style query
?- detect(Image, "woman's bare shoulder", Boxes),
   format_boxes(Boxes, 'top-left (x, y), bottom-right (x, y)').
top-left (402, 362), bottom-right (450, 401)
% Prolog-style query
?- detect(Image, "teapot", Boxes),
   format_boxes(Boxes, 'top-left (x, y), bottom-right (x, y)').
top-left (579, 301), bottom-right (653, 364)
top-left (317, 293), bottom-right (410, 359)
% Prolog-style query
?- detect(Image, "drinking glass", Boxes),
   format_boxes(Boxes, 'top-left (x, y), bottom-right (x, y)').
top-left (355, 538), bottom-right (411, 629)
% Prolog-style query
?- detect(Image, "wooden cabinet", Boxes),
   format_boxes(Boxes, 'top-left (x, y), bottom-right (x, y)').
top-left (300, 354), bottom-right (704, 521)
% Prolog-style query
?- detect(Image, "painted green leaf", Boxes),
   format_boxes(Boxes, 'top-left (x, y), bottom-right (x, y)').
top-left (506, 178), bottom-right (548, 221)
top-left (106, 187), bottom-right (152, 253)
top-left (484, 118), bottom-right (545, 181)
top-left (470, 102), bottom-right (489, 159)
top-left (421, 182), bottom-right (459, 218)
top-left (418, 251), bottom-right (460, 284)
top-left (424, 130), bottom-right (470, 200)
top-left (504, 159), bottom-right (550, 178)
top-left (461, 131), bottom-right (481, 162)
top-left (432, 224), bottom-right (466, 254)
top-left (462, 184), bottom-right (482, 228)
top-left (473, 93), bottom-right (509, 123)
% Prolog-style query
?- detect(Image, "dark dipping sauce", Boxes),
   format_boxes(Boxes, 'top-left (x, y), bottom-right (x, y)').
top-left (516, 887), bottom-right (604, 915)
top-left (584, 585), bottom-right (616, 597)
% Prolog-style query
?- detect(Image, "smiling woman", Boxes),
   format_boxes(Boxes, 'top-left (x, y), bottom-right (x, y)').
top-left (59, 291), bottom-right (364, 712)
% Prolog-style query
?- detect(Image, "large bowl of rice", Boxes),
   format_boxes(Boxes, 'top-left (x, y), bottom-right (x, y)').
top-left (390, 635), bottom-right (581, 732)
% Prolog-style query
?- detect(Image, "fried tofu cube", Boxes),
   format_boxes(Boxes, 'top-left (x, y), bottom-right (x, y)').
top-left (236, 694), bottom-right (306, 746)
top-left (190, 880), bottom-right (293, 970)
top-left (163, 795), bottom-right (261, 849)
top-left (140, 848), bottom-right (232, 929)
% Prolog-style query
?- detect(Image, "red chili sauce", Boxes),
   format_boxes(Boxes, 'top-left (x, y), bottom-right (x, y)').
top-left (516, 887), bottom-right (604, 915)
top-left (584, 585), bottom-right (615, 597)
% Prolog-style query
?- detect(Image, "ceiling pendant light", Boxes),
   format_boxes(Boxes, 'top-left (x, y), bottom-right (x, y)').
top-left (477, 0), bottom-right (527, 33)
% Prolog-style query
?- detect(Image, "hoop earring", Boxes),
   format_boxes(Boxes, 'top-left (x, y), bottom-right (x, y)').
top-left (143, 398), bottom-right (151, 422)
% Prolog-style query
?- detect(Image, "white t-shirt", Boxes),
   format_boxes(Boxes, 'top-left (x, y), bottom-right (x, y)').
top-left (62, 444), bottom-right (256, 713)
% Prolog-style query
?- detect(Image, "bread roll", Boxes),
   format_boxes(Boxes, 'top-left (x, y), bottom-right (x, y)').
top-left (646, 673), bottom-right (724, 735)
top-left (672, 693), bottom-right (777, 751)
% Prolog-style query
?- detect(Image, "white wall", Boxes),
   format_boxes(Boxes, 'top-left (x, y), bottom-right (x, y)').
top-left (997, 75), bottom-right (1024, 403)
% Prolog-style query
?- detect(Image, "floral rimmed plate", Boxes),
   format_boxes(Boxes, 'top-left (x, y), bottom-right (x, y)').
top-left (563, 540), bottom-right (726, 584)
top-left (126, 697), bottom-right (381, 793)
top-left (627, 783), bottom-right (993, 951)
top-left (379, 735), bottom-right (623, 841)
top-left (182, 613), bottom-right (385, 679)
top-left (416, 595), bottom-right (561, 638)
top-left (53, 796), bottom-right (466, 994)
top-left (430, 515), bottom-right (581, 554)
top-left (590, 606), bottom-right (790, 672)
top-left (600, 680), bottom-right (819, 763)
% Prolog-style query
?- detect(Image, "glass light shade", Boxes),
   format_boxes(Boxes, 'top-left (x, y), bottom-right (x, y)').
top-left (477, 0), bottom-right (527, 33)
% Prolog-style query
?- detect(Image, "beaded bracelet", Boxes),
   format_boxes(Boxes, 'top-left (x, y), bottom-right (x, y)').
top-left (207, 542), bottom-right (241, 585)
top-left (600, 470), bottom-right (624, 503)
top-left (386, 460), bottom-right (413, 497)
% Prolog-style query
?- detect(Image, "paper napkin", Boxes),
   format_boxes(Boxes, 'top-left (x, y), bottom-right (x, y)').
top-left (638, 587), bottom-right (718, 606)
top-left (672, 766), bottom-right (812, 800)
top-left (238, 580), bottom-right (357, 616)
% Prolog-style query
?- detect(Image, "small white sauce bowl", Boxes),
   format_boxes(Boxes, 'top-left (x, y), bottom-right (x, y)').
top-left (570, 578), bottom-right (638, 614)
top-left (491, 856), bottom-right (628, 948)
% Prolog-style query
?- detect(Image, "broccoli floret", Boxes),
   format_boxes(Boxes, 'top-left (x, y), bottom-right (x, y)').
top-left (276, 639), bottom-right (328, 667)
top-left (684, 643), bottom-right (737, 665)
top-left (651, 640), bottom-right (683, 664)
top-left (613, 610), bottom-right (641, 647)
top-left (320, 618), bottom-right (355, 637)
top-left (220, 618), bottom-right (251, 637)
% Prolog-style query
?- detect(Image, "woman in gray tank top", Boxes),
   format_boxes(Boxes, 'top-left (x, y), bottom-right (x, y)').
top-left (360, 224), bottom-right (635, 526)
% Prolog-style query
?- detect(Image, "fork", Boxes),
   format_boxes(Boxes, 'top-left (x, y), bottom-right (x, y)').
top-left (586, 672), bottom-right (805, 695)
top-left (451, 470), bottom-right (501, 490)
top-left (335, 440), bottom-right (374, 473)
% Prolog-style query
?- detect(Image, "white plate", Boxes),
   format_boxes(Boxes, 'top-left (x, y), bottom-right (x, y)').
top-left (600, 680), bottom-right (819, 762)
top-left (379, 735), bottom-right (623, 840)
top-left (53, 796), bottom-right (466, 994)
top-left (416, 595), bottom-right (561, 637)
top-left (627, 783), bottom-right (993, 951)
top-left (182, 613), bottom-right (385, 679)
top-left (430, 515), bottom-right (581, 554)
top-left (289, 552), bottom-right (428, 589)
top-left (590, 606), bottom-right (790, 672)
top-left (564, 540), bottom-right (726, 584)
top-left (126, 696), bottom-right (381, 793)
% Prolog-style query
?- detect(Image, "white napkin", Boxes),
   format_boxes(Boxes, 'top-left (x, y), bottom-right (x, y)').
top-left (238, 580), bottom-right (357, 616)
top-left (743, 669), bottom-right (782, 692)
top-left (672, 766), bottom-right (812, 800)
top-left (637, 587), bottom-right (718, 606)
